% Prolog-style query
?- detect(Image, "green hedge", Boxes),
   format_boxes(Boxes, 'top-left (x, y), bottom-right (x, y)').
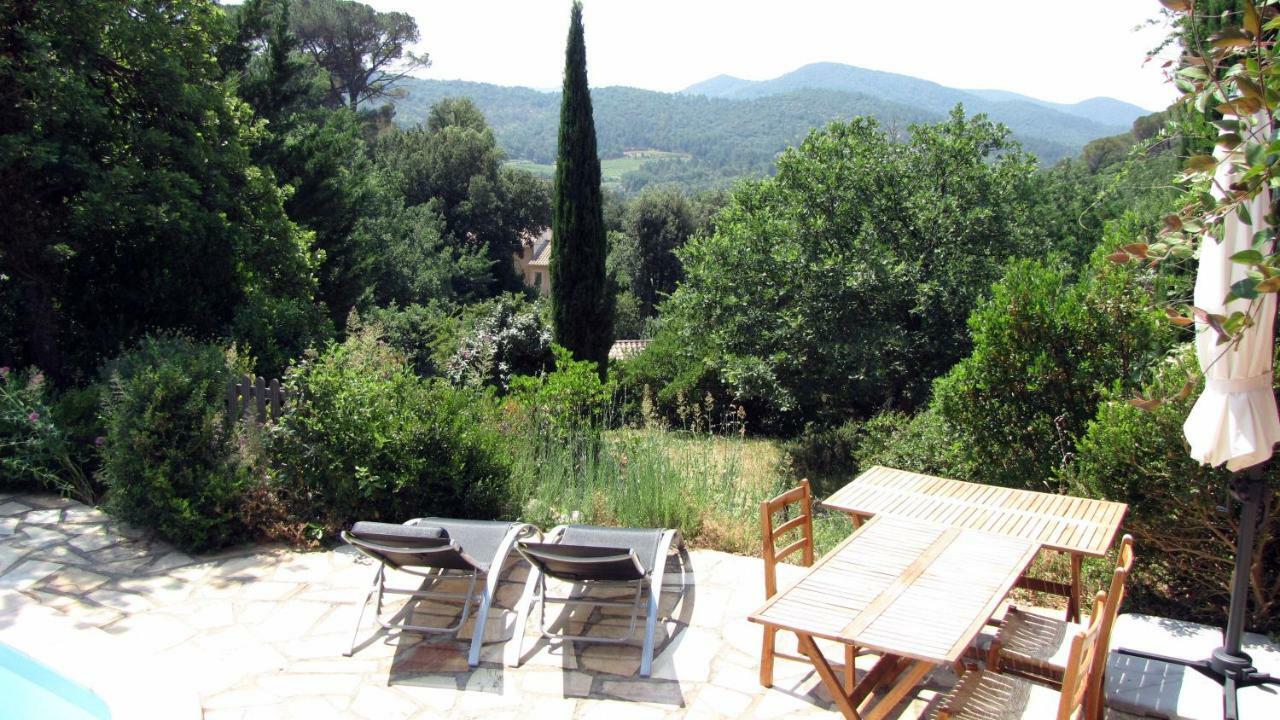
top-left (269, 326), bottom-right (510, 536)
top-left (100, 336), bottom-right (253, 552)
top-left (1066, 348), bottom-right (1280, 632)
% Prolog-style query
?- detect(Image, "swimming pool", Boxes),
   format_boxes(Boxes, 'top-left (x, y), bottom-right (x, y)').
top-left (0, 641), bottom-right (112, 720)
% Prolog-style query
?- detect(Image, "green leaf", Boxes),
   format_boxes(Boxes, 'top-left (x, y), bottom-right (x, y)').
top-left (1218, 132), bottom-right (1244, 149)
top-left (1230, 249), bottom-right (1264, 264)
top-left (1184, 154), bottom-right (1218, 173)
top-left (1214, 118), bottom-right (1243, 134)
top-left (1246, 141), bottom-right (1266, 167)
top-left (1238, 201), bottom-right (1254, 226)
top-left (1229, 277), bottom-right (1259, 301)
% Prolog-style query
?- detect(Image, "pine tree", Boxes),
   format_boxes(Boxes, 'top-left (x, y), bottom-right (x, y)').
top-left (551, 1), bottom-right (613, 373)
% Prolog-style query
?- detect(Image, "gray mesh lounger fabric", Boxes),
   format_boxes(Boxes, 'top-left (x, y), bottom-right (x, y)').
top-left (342, 517), bottom-right (538, 666)
top-left (511, 524), bottom-right (683, 677)
top-left (408, 518), bottom-right (521, 573)
top-left (517, 542), bottom-right (646, 582)
top-left (557, 525), bottom-right (665, 574)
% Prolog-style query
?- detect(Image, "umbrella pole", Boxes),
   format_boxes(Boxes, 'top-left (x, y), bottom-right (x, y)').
top-left (1118, 465), bottom-right (1276, 719)
top-left (1211, 468), bottom-right (1265, 669)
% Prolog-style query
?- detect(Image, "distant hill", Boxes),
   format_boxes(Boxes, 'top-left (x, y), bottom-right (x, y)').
top-left (679, 62), bottom-right (1136, 151)
top-left (961, 89), bottom-right (1152, 128)
top-left (392, 65), bottom-right (1136, 192)
top-left (681, 74), bottom-right (756, 98)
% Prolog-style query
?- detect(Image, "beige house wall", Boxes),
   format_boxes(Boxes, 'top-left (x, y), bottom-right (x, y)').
top-left (513, 228), bottom-right (552, 297)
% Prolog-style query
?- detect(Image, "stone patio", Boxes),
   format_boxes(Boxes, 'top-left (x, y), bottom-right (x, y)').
top-left (0, 492), bottom-right (966, 719)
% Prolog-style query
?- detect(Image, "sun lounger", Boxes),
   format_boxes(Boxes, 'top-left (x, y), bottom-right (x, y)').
top-left (341, 518), bottom-right (539, 666)
top-left (513, 524), bottom-right (682, 677)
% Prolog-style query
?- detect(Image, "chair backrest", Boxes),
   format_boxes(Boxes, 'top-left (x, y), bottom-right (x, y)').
top-left (761, 479), bottom-right (815, 599)
top-left (1056, 590), bottom-right (1109, 720)
top-left (341, 531), bottom-right (482, 573)
top-left (517, 541), bottom-right (646, 582)
top-left (1086, 534), bottom-right (1135, 719)
top-left (1107, 535), bottom-right (1135, 609)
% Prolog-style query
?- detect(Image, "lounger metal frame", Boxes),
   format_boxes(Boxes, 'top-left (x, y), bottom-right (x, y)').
top-left (342, 519), bottom-right (540, 667)
top-left (511, 525), bottom-right (682, 677)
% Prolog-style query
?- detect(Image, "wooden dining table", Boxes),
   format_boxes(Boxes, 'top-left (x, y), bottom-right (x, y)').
top-left (749, 514), bottom-right (1039, 720)
top-left (823, 465), bottom-right (1128, 622)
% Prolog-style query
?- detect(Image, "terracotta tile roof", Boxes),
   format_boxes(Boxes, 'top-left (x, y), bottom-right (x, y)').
top-left (609, 339), bottom-right (651, 360)
top-left (530, 236), bottom-right (551, 265)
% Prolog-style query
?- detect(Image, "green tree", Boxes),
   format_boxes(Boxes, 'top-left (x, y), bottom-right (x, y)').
top-left (290, 0), bottom-right (428, 111)
top-left (0, 0), bottom-right (324, 381)
top-left (551, 2), bottom-right (613, 371)
top-left (642, 111), bottom-right (1040, 431)
top-left (623, 186), bottom-right (696, 318)
top-left (373, 98), bottom-right (551, 295)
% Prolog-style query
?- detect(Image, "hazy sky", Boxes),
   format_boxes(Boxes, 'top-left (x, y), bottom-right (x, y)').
top-left (362, 0), bottom-right (1178, 111)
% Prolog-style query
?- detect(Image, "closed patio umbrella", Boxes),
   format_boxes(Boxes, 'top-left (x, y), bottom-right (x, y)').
top-left (1183, 122), bottom-right (1280, 470)
top-left (1122, 117), bottom-right (1280, 720)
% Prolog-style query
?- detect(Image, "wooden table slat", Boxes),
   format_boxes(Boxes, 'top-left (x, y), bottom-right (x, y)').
top-left (750, 515), bottom-right (1037, 666)
top-left (822, 466), bottom-right (1126, 557)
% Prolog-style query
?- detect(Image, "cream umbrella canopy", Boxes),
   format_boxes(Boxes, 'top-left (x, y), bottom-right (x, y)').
top-left (1183, 121), bottom-right (1280, 470)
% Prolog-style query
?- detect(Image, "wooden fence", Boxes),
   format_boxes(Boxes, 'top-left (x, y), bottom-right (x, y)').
top-left (226, 375), bottom-right (289, 423)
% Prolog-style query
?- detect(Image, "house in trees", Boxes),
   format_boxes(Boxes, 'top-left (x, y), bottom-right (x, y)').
top-left (513, 228), bottom-right (552, 296)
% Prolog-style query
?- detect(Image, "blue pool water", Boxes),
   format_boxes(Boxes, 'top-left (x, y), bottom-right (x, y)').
top-left (0, 642), bottom-right (111, 719)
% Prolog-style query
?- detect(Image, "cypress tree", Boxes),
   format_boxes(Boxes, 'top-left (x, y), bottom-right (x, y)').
top-left (551, 1), bottom-right (613, 373)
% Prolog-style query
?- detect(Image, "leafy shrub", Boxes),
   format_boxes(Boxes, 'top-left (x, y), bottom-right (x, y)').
top-left (782, 420), bottom-right (866, 484)
top-left (1066, 347), bottom-right (1280, 632)
top-left (511, 345), bottom-right (615, 439)
top-left (50, 383), bottom-right (106, 498)
top-left (231, 290), bottom-right (333, 380)
top-left (363, 302), bottom-right (461, 378)
top-left (270, 326), bottom-right (509, 536)
top-left (849, 409), bottom-right (974, 482)
top-left (0, 367), bottom-right (94, 502)
top-left (614, 323), bottom-right (729, 430)
top-left (99, 337), bottom-right (253, 552)
top-left (926, 254), bottom-right (1167, 490)
top-left (446, 295), bottom-right (553, 391)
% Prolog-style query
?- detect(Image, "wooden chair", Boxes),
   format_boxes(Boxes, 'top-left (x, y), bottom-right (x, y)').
top-left (932, 590), bottom-right (1109, 720)
top-left (987, 535), bottom-right (1134, 719)
top-left (759, 479), bottom-right (856, 692)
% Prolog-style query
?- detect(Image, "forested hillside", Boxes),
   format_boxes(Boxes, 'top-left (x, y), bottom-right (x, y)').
top-left (682, 62), bottom-right (1148, 137)
top-left (392, 73), bottom-right (1125, 191)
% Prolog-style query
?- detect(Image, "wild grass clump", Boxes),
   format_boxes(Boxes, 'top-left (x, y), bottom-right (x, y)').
top-left (506, 357), bottom-right (792, 553)
top-left (509, 424), bottom-right (791, 554)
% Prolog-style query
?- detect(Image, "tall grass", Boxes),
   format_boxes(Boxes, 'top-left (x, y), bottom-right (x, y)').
top-left (507, 419), bottom-right (788, 554)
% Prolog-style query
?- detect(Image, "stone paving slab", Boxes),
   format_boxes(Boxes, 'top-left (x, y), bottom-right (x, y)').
top-left (1106, 613), bottom-right (1280, 720)
top-left (0, 492), bottom-right (984, 718)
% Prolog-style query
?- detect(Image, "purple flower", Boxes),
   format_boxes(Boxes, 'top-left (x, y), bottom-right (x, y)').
top-left (0, 366), bottom-right (8, 378)
top-left (27, 411), bottom-right (39, 423)
top-left (94, 436), bottom-right (106, 447)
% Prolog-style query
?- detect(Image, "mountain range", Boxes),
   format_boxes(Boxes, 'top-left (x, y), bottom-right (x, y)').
top-left (680, 63), bottom-right (1150, 143)
top-left (392, 62), bottom-right (1155, 191)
